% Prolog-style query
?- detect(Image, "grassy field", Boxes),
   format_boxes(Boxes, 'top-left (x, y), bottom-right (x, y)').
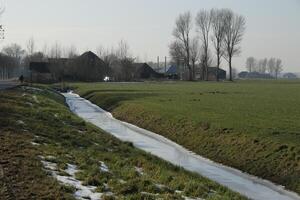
top-left (0, 86), bottom-right (245, 200)
top-left (70, 80), bottom-right (300, 194)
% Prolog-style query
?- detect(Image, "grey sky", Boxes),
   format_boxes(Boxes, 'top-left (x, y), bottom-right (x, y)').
top-left (2, 0), bottom-right (300, 72)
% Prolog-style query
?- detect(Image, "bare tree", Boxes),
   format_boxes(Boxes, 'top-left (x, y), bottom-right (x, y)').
top-left (26, 37), bottom-right (35, 56)
top-left (261, 58), bottom-right (268, 73)
top-left (66, 45), bottom-right (78, 58)
top-left (96, 45), bottom-right (105, 59)
top-left (196, 9), bottom-right (212, 81)
top-left (2, 43), bottom-right (25, 64)
top-left (211, 8), bottom-right (226, 81)
top-left (223, 9), bottom-right (246, 81)
top-left (190, 37), bottom-right (200, 79)
top-left (255, 58), bottom-right (268, 73)
top-left (117, 40), bottom-right (130, 59)
top-left (50, 42), bottom-right (62, 59)
top-left (1, 43), bottom-right (25, 78)
top-left (172, 11), bottom-right (193, 81)
top-left (114, 40), bottom-right (135, 81)
top-left (274, 58), bottom-right (283, 79)
top-left (169, 40), bottom-right (184, 66)
top-left (246, 57), bottom-right (256, 72)
top-left (268, 58), bottom-right (276, 77)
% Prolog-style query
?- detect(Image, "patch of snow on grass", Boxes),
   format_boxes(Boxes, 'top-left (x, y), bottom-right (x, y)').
top-left (41, 160), bottom-right (57, 171)
top-left (135, 167), bottom-right (144, 175)
top-left (31, 142), bottom-right (40, 146)
top-left (32, 95), bottom-right (40, 103)
top-left (183, 196), bottom-right (204, 200)
top-left (99, 161), bottom-right (109, 172)
top-left (141, 191), bottom-right (158, 196)
top-left (17, 120), bottom-right (25, 125)
top-left (40, 159), bottom-right (103, 200)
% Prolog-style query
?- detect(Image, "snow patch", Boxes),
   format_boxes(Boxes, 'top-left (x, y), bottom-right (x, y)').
top-left (33, 95), bottom-right (40, 103)
top-left (40, 159), bottom-right (104, 200)
top-left (41, 160), bottom-right (57, 171)
top-left (135, 167), bottom-right (144, 175)
top-left (17, 120), bottom-right (25, 125)
top-left (31, 142), bottom-right (40, 146)
top-left (183, 197), bottom-right (204, 200)
top-left (99, 161), bottom-right (109, 172)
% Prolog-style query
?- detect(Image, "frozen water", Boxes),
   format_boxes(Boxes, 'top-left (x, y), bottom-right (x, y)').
top-left (63, 92), bottom-right (300, 200)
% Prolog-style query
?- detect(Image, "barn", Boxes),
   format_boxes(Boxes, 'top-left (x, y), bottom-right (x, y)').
top-left (67, 51), bottom-right (107, 82)
top-left (207, 67), bottom-right (227, 80)
top-left (132, 63), bottom-right (164, 80)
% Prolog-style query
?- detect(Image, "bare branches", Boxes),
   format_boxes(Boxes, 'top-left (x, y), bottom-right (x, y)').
top-left (223, 9), bottom-right (246, 81)
top-left (26, 37), bottom-right (35, 56)
top-left (195, 9), bottom-right (212, 80)
top-left (172, 11), bottom-right (193, 80)
top-left (211, 9), bottom-right (227, 81)
top-left (246, 57), bottom-right (256, 73)
top-left (169, 40), bottom-right (185, 64)
top-left (274, 58), bottom-right (283, 79)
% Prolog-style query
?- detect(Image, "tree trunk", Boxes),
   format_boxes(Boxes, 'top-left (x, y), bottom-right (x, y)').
top-left (229, 57), bottom-right (233, 81)
top-left (216, 55), bottom-right (220, 82)
top-left (205, 65), bottom-right (208, 81)
top-left (192, 61), bottom-right (195, 80)
top-left (188, 65), bottom-right (193, 81)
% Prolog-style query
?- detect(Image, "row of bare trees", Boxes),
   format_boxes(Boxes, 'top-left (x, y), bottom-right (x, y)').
top-left (169, 9), bottom-right (246, 81)
top-left (246, 57), bottom-right (283, 78)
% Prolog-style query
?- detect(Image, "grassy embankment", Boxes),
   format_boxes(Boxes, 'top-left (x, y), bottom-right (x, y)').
top-left (0, 86), bottom-right (245, 200)
top-left (72, 80), bottom-right (300, 194)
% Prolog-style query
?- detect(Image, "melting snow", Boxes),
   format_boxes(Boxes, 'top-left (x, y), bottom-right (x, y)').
top-left (31, 142), bottom-right (40, 146)
top-left (40, 159), bottom-right (103, 200)
top-left (183, 197), bottom-right (204, 200)
top-left (17, 120), bottom-right (25, 125)
top-left (134, 167), bottom-right (144, 175)
top-left (33, 95), bottom-right (40, 103)
top-left (99, 161), bottom-right (109, 172)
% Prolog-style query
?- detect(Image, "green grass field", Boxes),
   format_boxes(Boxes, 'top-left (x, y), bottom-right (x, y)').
top-left (71, 80), bottom-right (300, 194)
top-left (0, 87), bottom-right (244, 200)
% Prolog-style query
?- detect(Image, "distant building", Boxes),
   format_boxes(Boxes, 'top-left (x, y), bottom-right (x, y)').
top-left (238, 71), bottom-right (273, 79)
top-left (207, 67), bottom-right (227, 80)
top-left (166, 65), bottom-right (179, 79)
top-left (29, 51), bottom-right (108, 83)
top-left (283, 73), bottom-right (298, 79)
top-left (195, 67), bottom-right (227, 81)
top-left (67, 51), bottom-right (107, 82)
top-left (132, 63), bottom-right (164, 80)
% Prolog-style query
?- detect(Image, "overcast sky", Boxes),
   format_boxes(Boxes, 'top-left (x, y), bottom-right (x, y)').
top-left (1, 0), bottom-right (300, 72)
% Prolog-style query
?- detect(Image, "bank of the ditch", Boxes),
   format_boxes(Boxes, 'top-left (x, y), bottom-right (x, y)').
top-left (73, 81), bottom-right (300, 195)
top-left (0, 87), bottom-right (245, 200)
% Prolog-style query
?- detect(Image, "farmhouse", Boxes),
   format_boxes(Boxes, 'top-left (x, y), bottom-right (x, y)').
top-left (195, 67), bottom-right (227, 80)
top-left (29, 51), bottom-right (108, 83)
top-left (132, 63), bottom-right (164, 80)
top-left (67, 51), bottom-right (107, 82)
top-left (207, 67), bottom-right (226, 80)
